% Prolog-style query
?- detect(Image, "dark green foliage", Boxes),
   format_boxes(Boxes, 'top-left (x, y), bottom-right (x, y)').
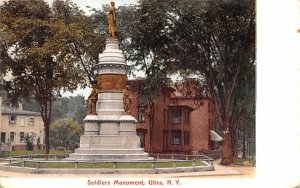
top-left (51, 95), bottom-right (87, 124)
top-left (0, 0), bottom-right (104, 154)
top-left (24, 134), bottom-right (34, 151)
top-left (120, 0), bottom-right (255, 163)
top-left (49, 118), bottom-right (83, 150)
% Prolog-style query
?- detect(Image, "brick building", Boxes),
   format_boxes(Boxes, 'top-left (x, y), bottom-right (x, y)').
top-left (127, 79), bottom-right (222, 154)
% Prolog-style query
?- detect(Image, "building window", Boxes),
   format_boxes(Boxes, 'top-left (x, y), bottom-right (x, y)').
top-left (20, 118), bottom-right (25, 127)
top-left (168, 109), bottom-right (182, 124)
top-left (10, 132), bottom-right (15, 142)
top-left (138, 107), bottom-right (145, 122)
top-left (29, 117), bottom-right (34, 126)
top-left (20, 132), bottom-right (25, 142)
top-left (9, 116), bottom-right (16, 125)
top-left (28, 132), bottom-right (37, 138)
top-left (182, 111), bottom-right (190, 125)
top-left (171, 131), bottom-right (182, 145)
top-left (1, 132), bottom-right (6, 143)
top-left (137, 131), bottom-right (145, 148)
top-left (184, 131), bottom-right (190, 145)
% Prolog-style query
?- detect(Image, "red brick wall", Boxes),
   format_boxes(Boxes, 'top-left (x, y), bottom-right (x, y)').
top-left (189, 100), bottom-right (210, 152)
top-left (127, 80), bottom-right (215, 154)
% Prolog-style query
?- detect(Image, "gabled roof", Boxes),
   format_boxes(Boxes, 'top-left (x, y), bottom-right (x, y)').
top-left (1, 107), bottom-right (41, 116)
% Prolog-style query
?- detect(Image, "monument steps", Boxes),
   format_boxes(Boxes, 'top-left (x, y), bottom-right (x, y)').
top-left (80, 144), bottom-right (141, 149)
top-left (74, 148), bottom-right (145, 154)
top-left (68, 153), bottom-right (150, 160)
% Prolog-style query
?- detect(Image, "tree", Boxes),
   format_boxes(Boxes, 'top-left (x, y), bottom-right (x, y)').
top-left (168, 0), bottom-right (255, 165)
top-left (0, 0), bottom-right (103, 156)
top-left (124, 0), bottom-right (255, 165)
top-left (235, 72), bottom-right (255, 157)
top-left (51, 95), bottom-right (87, 124)
top-left (119, 2), bottom-right (171, 152)
top-left (24, 134), bottom-right (35, 151)
top-left (52, 0), bottom-right (105, 85)
top-left (49, 118), bottom-right (83, 150)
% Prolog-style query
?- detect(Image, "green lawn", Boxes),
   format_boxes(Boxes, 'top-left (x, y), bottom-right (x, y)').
top-left (11, 160), bottom-right (206, 169)
top-left (13, 161), bottom-right (75, 168)
top-left (115, 162), bottom-right (152, 168)
top-left (0, 150), bottom-right (71, 158)
top-left (233, 158), bottom-right (255, 166)
top-left (79, 162), bottom-right (115, 168)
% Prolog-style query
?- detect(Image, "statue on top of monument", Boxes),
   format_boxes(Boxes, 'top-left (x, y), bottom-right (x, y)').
top-left (108, 1), bottom-right (118, 38)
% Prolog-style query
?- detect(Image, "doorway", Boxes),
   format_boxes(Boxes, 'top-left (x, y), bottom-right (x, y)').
top-left (1, 132), bottom-right (6, 143)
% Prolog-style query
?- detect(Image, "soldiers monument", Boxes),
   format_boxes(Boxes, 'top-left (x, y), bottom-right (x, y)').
top-left (69, 2), bottom-right (150, 160)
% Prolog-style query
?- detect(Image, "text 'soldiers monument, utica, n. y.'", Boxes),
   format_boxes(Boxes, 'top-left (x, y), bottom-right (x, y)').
top-left (68, 2), bottom-right (150, 160)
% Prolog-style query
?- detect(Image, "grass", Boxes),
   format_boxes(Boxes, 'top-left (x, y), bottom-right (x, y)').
top-left (11, 160), bottom-right (206, 169)
top-left (13, 161), bottom-right (75, 168)
top-left (5, 151), bottom-right (209, 169)
top-left (233, 158), bottom-right (256, 166)
top-left (114, 162), bottom-right (152, 169)
top-left (0, 150), bottom-right (71, 158)
top-left (79, 162), bottom-right (115, 168)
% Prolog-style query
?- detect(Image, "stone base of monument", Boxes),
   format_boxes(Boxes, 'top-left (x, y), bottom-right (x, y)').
top-left (68, 92), bottom-right (152, 161)
top-left (68, 135), bottom-right (150, 160)
top-left (68, 149), bottom-right (149, 161)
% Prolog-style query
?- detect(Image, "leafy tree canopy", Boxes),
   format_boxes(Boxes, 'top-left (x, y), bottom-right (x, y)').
top-left (51, 95), bottom-right (87, 124)
top-left (0, 0), bottom-right (105, 154)
top-left (49, 118), bottom-right (83, 150)
top-left (121, 0), bottom-right (255, 164)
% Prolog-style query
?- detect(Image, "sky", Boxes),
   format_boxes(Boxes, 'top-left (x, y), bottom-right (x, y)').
top-left (45, 0), bottom-right (138, 13)
top-left (0, 0), bottom-right (138, 14)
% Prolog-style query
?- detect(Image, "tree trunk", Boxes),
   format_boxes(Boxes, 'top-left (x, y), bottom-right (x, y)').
top-left (242, 125), bottom-right (246, 158)
top-left (37, 93), bottom-right (52, 159)
top-left (149, 102), bottom-right (154, 153)
top-left (221, 132), bottom-right (234, 165)
top-left (44, 123), bottom-right (50, 158)
top-left (221, 117), bottom-right (234, 165)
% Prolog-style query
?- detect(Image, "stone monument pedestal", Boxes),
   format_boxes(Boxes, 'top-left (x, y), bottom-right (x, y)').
top-left (68, 114), bottom-right (150, 160)
top-left (68, 38), bottom-right (151, 161)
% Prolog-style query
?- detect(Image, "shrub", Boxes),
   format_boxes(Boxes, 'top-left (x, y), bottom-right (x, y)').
top-left (25, 135), bottom-right (34, 151)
